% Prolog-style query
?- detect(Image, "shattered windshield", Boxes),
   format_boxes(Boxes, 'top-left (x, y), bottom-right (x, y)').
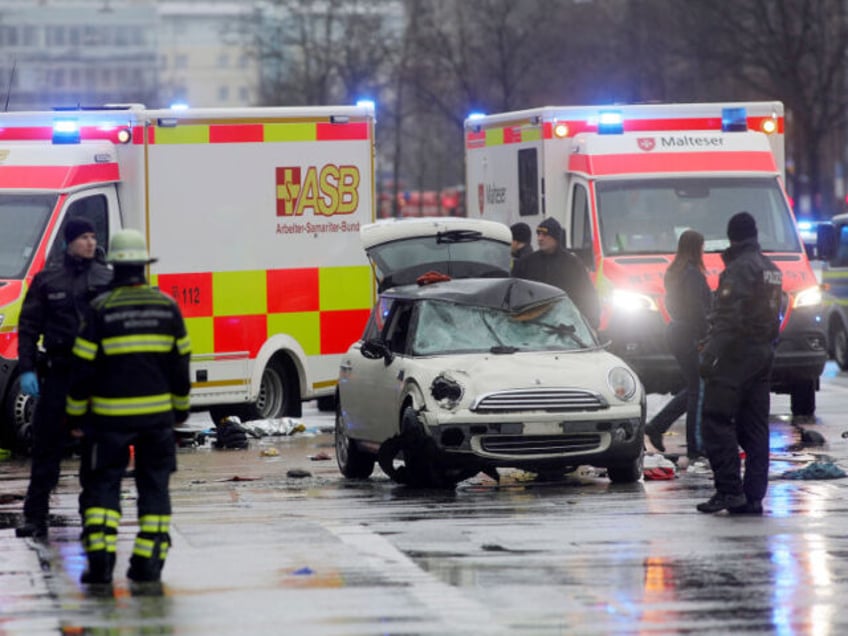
top-left (596, 177), bottom-right (801, 255)
top-left (412, 297), bottom-right (597, 355)
top-left (0, 194), bottom-right (57, 279)
top-left (367, 231), bottom-right (511, 289)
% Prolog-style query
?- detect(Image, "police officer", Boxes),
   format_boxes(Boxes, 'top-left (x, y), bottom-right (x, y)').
top-left (66, 229), bottom-right (190, 585)
top-left (15, 217), bottom-right (112, 540)
top-left (697, 211), bottom-right (782, 515)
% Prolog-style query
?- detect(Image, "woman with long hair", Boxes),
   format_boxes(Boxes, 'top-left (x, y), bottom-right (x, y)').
top-left (645, 229), bottom-right (712, 462)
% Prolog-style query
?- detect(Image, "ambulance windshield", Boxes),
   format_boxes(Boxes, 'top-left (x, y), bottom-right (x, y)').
top-left (596, 177), bottom-right (801, 255)
top-left (0, 194), bottom-right (57, 279)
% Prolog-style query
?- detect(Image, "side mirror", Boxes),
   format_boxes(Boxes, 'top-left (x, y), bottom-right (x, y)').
top-left (817, 223), bottom-right (837, 262)
top-left (360, 339), bottom-right (394, 365)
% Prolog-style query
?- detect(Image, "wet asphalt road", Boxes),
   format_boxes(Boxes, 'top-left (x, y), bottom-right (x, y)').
top-left (2, 364), bottom-right (848, 634)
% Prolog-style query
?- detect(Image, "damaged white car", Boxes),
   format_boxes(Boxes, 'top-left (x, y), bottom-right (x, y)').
top-left (334, 217), bottom-right (646, 488)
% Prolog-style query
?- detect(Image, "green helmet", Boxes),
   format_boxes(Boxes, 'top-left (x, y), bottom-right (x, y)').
top-left (107, 229), bottom-right (154, 264)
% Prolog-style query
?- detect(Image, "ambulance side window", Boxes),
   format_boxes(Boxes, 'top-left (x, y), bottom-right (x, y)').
top-left (48, 194), bottom-right (109, 264)
top-left (518, 148), bottom-right (539, 217)
top-left (570, 184), bottom-right (594, 270)
top-left (833, 225), bottom-right (848, 268)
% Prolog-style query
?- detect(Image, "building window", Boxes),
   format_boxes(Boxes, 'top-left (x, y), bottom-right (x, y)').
top-left (175, 54), bottom-right (188, 70)
top-left (218, 85), bottom-right (229, 102)
top-left (239, 86), bottom-right (250, 102)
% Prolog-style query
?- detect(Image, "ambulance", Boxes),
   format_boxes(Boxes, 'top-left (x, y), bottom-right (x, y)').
top-left (465, 102), bottom-right (826, 416)
top-left (0, 103), bottom-right (376, 450)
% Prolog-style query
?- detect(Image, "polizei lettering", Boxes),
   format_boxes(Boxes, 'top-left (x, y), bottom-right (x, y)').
top-left (486, 184), bottom-right (506, 204)
top-left (660, 136), bottom-right (725, 148)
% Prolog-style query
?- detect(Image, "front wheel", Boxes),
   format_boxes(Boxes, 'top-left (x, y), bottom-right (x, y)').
top-left (334, 400), bottom-right (375, 479)
top-left (833, 322), bottom-right (848, 371)
top-left (1, 375), bottom-right (34, 455)
top-left (607, 452), bottom-right (644, 484)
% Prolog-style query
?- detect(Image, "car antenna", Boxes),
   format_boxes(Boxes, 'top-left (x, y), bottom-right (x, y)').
top-left (4, 58), bottom-right (16, 111)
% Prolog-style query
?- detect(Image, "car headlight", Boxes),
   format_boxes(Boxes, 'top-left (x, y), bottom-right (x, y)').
top-left (431, 374), bottom-right (464, 410)
top-left (610, 289), bottom-right (658, 312)
top-left (794, 285), bottom-right (822, 309)
top-left (608, 366), bottom-right (638, 401)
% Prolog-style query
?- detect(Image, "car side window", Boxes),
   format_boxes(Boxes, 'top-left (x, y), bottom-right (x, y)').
top-left (384, 302), bottom-right (414, 354)
top-left (834, 225), bottom-right (848, 268)
top-left (48, 194), bottom-right (109, 264)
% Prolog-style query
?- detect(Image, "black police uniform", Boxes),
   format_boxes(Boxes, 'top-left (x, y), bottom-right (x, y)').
top-left (66, 275), bottom-right (190, 584)
top-left (700, 236), bottom-right (782, 511)
top-left (16, 252), bottom-right (111, 533)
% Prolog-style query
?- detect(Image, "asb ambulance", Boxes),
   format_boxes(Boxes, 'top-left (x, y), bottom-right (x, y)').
top-left (0, 103), bottom-right (376, 450)
top-left (465, 102), bottom-right (825, 415)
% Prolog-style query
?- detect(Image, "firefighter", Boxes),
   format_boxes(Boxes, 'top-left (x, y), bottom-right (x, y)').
top-left (66, 229), bottom-right (190, 585)
top-left (512, 217), bottom-right (600, 329)
top-left (15, 217), bottom-right (112, 540)
top-left (696, 212), bottom-right (782, 515)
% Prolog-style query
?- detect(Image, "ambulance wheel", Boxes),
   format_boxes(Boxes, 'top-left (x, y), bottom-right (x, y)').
top-left (208, 358), bottom-right (295, 424)
top-left (1, 376), bottom-right (34, 455)
top-left (334, 399), bottom-right (375, 478)
top-left (790, 379), bottom-right (816, 417)
top-left (831, 322), bottom-right (848, 371)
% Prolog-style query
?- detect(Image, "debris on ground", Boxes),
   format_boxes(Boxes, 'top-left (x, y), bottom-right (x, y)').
top-left (260, 448), bottom-right (280, 457)
top-left (215, 475), bottom-right (260, 482)
top-left (308, 451), bottom-right (332, 461)
top-left (287, 468), bottom-right (312, 478)
top-left (643, 453), bottom-right (677, 480)
top-left (780, 460), bottom-right (847, 480)
top-left (240, 418), bottom-right (307, 438)
top-left (213, 416), bottom-right (250, 449)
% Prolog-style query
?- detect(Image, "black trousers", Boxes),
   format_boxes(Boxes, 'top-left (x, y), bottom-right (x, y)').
top-left (80, 425), bottom-right (176, 518)
top-left (23, 362), bottom-right (71, 522)
top-left (701, 343), bottom-right (774, 502)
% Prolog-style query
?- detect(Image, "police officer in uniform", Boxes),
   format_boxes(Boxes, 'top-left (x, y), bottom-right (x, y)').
top-left (16, 217), bottom-right (112, 539)
top-left (66, 229), bottom-right (190, 585)
top-left (697, 212), bottom-right (782, 515)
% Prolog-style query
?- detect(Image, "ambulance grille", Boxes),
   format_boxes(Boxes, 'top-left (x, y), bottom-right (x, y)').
top-left (480, 433), bottom-right (602, 455)
top-left (471, 389), bottom-right (607, 413)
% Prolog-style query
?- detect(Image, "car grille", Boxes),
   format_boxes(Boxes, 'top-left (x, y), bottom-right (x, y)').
top-left (471, 389), bottom-right (606, 413)
top-left (480, 433), bottom-right (602, 455)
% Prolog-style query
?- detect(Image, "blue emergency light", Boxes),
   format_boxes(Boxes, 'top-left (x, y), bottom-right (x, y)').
top-left (52, 118), bottom-right (80, 144)
top-left (597, 110), bottom-right (623, 134)
top-left (467, 112), bottom-right (486, 121)
top-left (356, 99), bottom-right (376, 111)
top-left (722, 107), bottom-right (748, 132)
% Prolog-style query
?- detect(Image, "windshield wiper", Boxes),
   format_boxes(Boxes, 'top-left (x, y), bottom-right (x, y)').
top-left (490, 345), bottom-right (519, 354)
top-left (436, 229), bottom-right (483, 244)
top-left (537, 321), bottom-right (589, 348)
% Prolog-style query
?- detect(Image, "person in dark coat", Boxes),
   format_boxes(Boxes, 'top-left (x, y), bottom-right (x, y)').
top-left (510, 222), bottom-right (533, 261)
top-left (644, 230), bottom-right (712, 460)
top-left (512, 217), bottom-right (600, 329)
top-left (696, 212), bottom-right (782, 515)
top-left (15, 217), bottom-right (112, 540)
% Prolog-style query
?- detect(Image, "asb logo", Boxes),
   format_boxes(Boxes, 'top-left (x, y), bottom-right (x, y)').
top-left (276, 164), bottom-right (360, 217)
top-left (637, 137), bottom-right (656, 152)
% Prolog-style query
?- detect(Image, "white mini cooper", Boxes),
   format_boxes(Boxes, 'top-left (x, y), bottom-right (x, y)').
top-left (334, 217), bottom-right (645, 488)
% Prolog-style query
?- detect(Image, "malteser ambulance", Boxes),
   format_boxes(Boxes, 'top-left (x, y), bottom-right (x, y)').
top-left (465, 102), bottom-right (825, 416)
top-left (0, 103), bottom-right (376, 450)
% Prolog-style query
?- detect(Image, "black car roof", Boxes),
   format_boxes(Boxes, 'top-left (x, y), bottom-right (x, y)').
top-left (381, 277), bottom-right (566, 313)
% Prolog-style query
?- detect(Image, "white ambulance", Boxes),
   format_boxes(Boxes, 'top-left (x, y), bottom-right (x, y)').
top-left (465, 102), bottom-right (826, 416)
top-left (0, 103), bottom-right (376, 450)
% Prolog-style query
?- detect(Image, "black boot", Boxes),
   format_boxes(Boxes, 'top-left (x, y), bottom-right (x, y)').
top-left (81, 551), bottom-right (115, 585)
top-left (127, 554), bottom-right (162, 583)
top-left (15, 518), bottom-right (48, 540)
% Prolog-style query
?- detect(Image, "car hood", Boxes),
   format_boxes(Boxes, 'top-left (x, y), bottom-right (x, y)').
top-left (411, 348), bottom-right (638, 405)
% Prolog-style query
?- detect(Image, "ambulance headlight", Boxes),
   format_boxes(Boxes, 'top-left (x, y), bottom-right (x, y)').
top-left (610, 289), bottom-right (658, 312)
top-left (608, 367), bottom-right (638, 401)
top-left (794, 285), bottom-right (822, 309)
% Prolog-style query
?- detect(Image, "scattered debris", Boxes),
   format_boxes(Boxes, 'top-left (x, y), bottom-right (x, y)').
top-left (781, 460), bottom-right (847, 480)
top-left (286, 468), bottom-right (311, 478)
top-left (240, 418), bottom-right (307, 438)
top-left (215, 476), bottom-right (260, 482)
top-left (643, 453), bottom-right (676, 480)
top-left (309, 451), bottom-right (332, 461)
top-left (260, 448), bottom-right (280, 457)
